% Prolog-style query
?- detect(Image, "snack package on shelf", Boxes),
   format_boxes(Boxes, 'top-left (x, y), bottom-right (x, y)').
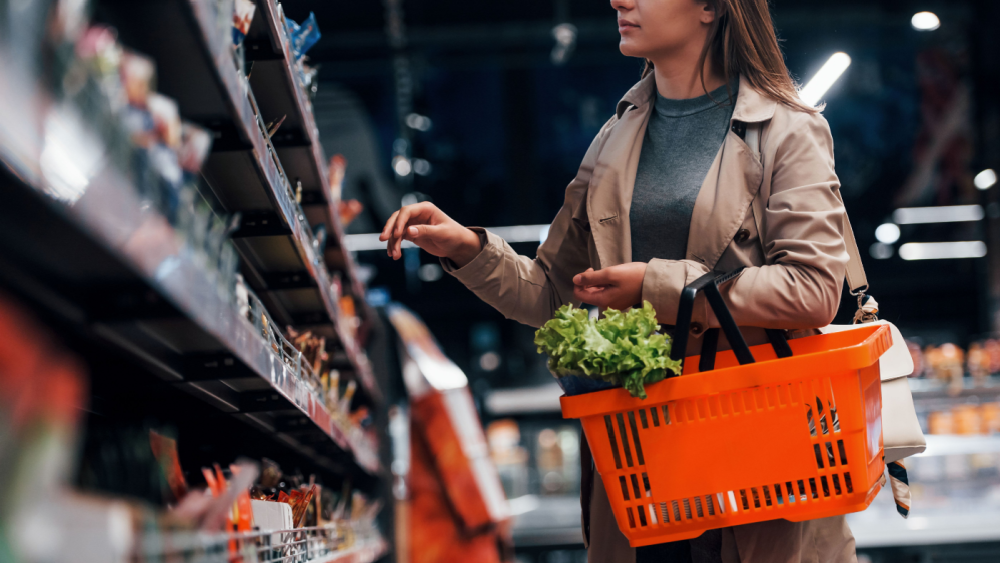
top-left (231, 0), bottom-right (256, 74)
top-left (926, 402), bottom-right (1000, 435)
top-left (231, 0), bottom-right (256, 46)
top-left (0, 294), bottom-right (88, 561)
top-left (328, 154), bottom-right (346, 203)
top-left (149, 430), bottom-right (189, 503)
top-left (178, 122), bottom-right (212, 174)
top-left (906, 339), bottom-right (925, 377)
top-left (283, 11), bottom-right (321, 62)
top-left (339, 379), bottom-right (357, 414)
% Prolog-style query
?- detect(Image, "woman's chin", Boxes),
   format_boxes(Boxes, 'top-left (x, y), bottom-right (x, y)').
top-left (618, 40), bottom-right (646, 59)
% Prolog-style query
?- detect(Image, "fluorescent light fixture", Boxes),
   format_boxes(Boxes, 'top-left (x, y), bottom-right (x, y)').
top-left (892, 205), bottom-right (984, 224)
top-left (975, 169), bottom-right (997, 190)
top-left (799, 52), bottom-right (852, 107)
top-left (344, 224), bottom-right (552, 252)
top-left (875, 223), bottom-right (901, 244)
top-left (490, 224), bottom-right (552, 243)
top-left (898, 241), bottom-right (986, 260)
top-left (911, 12), bottom-right (941, 31)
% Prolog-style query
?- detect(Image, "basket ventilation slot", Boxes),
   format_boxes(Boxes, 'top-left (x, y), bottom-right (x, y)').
top-left (599, 378), bottom-right (863, 536)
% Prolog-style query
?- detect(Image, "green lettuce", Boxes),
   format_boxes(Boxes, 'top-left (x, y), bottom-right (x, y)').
top-left (534, 301), bottom-right (682, 399)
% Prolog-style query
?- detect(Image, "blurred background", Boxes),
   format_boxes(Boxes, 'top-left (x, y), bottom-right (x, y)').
top-left (313, 1), bottom-right (1000, 561)
top-left (2, 0), bottom-right (1000, 562)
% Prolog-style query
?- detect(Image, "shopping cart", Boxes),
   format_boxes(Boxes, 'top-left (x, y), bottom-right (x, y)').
top-left (560, 270), bottom-right (891, 547)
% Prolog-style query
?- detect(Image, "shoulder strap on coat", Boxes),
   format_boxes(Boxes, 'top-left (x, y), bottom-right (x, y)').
top-left (741, 121), bottom-right (869, 294)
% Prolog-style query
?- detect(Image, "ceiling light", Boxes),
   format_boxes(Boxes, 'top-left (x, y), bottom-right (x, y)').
top-left (898, 241), bottom-right (986, 261)
top-left (417, 263), bottom-right (443, 282)
top-left (875, 223), bottom-right (901, 244)
top-left (551, 23), bottom-right (577, 65)
top-left (975, 169), bottom-right (997, 190)
top-left (870, 243), bottom-right (894, 260)
top-left (392, 156), bottom-right (412, 177)
top-left (479, 351), bottom-right (501, 372)
top-left (892, 205), bottom-right (984, 224)
top-left (799, 52), bottom-right (852, 107)
top-left (911, 12), bottom-right (941, 31)
top-left (412, 158), bottom-right (432, 176)
top-left (405, 113), bottom-right (432, 132)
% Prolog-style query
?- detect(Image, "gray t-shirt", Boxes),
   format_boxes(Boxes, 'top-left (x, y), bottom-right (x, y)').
top-left (630, 82), bottom-right (737, 264)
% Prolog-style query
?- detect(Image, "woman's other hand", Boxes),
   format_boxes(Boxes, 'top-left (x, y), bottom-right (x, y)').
top-left (379, 202), bottom-right (482, 266)
top-left (573, 263), bottom-right (647, 310)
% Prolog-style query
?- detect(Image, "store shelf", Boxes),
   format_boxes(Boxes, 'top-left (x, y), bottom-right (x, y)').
top-left (0, 60), bottom-right (378, 477)
top-left (244, 0), bottom-right (368, 300)
top-left (16, 490), bottom-right (387, 563)
top-left (847, 485), bottom-right (1000, 548)
top-left (511, 496), bottom-right (584, 548)
top-left (909, 375), bottom-right (1000, 399)
top-left (915, 434), bottom-right (1000, 457)
top-left (240, 0), bottom-right (381, 403)
top-left (92, 0), bottom-right (382, 406)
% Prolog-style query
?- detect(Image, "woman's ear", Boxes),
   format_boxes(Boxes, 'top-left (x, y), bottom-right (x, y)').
top-left (700, 1), bottom-right (718, 24)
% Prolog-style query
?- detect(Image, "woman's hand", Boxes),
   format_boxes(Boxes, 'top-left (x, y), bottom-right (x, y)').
top-left (573, 263), bottom-right (647, 310)
top-left (379, 202), bottom-right (482, 266)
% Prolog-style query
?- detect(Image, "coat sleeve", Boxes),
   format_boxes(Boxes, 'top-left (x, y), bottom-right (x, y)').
top-left (640, 111), bottom-right (849, 330)
top-left (440, 117), bottom-right (615, 328)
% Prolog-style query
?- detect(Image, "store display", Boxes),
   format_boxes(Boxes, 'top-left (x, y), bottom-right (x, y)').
top-left (534, 302), bottom-right (681, 399)
top-left (0, 1), bottom-right (385, 562)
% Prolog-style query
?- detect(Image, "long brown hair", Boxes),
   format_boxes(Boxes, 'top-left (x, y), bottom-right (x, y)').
top-left (643, 0), bottom-right (816, 113)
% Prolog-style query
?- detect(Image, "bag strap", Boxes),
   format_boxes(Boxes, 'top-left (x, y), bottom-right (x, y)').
top-left (742, 121), bottom-right (869, 296)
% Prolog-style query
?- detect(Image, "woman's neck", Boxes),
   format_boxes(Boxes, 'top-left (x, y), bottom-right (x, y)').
top-left (650, 50), bottom-right (727, 100)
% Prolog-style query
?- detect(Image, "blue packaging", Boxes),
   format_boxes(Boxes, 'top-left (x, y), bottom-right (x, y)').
top-left (285, 12), bottom-right (321, 60)
top-left (555, 374), bottom-right (619, 396)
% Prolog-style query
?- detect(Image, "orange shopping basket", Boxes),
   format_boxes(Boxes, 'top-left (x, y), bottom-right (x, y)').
top-left (559, 270), bottom-right (891, 547)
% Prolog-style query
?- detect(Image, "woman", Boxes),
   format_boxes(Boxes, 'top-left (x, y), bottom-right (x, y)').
top-left (381, 0), bottom-right (856, 561)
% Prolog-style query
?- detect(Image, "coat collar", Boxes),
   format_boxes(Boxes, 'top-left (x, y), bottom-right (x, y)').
top-left (615, 73), bottom-right (777, 124)
top-left (592, 73), bottom-right (772, 270)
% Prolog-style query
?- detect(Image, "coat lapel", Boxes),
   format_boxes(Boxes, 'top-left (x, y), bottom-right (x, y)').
top-left (587, 74), bottom-right (655, 268)
top-left (685, 131), bottom-right (763, 269)
top-left (687, 76), bottom-right (775, 269)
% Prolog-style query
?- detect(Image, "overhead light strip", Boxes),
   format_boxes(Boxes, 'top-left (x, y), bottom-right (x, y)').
top-left (898, 241), bottom-right (986, 261)
top-left (344, 224), bottom-right (551, 252)
top-left (892, 205), bottom-right (984, 224)
top-left (799, 52), bottom-right (852, 107)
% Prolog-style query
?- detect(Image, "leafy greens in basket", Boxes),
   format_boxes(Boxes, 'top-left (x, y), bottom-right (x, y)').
top-left (534, 301), bottom-right (683, 399)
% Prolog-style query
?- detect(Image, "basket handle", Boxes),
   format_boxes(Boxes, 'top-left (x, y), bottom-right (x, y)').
top-left (669, 268), bottom-right (793, 371)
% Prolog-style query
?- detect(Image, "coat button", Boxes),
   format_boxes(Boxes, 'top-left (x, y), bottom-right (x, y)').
top-left (690, 322), bottom-right (704, 335)
top-left (736, 228), bottom-right (750, 243)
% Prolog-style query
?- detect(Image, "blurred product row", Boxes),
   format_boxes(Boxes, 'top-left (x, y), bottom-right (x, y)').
top-left (908, 338), bottom-right (1000, 384)
top-left (0, 295), bottom-right (384, 563)
top-left (0, 1), bottom-right (391, 562)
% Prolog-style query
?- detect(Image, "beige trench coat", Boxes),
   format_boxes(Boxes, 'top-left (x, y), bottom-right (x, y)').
top-left (445, 73), bottom-right (857, 563)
